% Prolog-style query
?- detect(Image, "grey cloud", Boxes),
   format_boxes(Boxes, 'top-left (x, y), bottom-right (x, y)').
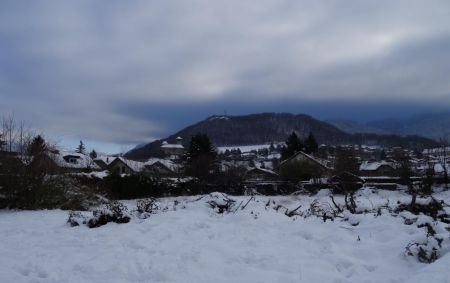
top-left (1, 0), bottom-right (450, 146)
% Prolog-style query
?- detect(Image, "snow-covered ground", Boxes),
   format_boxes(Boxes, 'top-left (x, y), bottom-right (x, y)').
top-left (1, 188), bottom-right (449, 283)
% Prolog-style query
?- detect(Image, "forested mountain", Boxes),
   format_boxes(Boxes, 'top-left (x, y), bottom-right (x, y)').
top-left (125, 113), bottom-right (437, 160)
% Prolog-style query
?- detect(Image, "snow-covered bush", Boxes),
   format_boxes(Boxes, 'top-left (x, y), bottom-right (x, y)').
top-left (405, 217), bottom-right (450, 263)
top-left (87, 201), bottom-right (131, 228)
top-left (206, 192), bottom-right (236, 214)
top-left (67, 211), bottom-right (87, 227)
top-left (406, 235), bottom-right (445, 263)
top-left (135, 198), bottom-right (159, 219)
top-left (396, 197), bottom-right (449, 223)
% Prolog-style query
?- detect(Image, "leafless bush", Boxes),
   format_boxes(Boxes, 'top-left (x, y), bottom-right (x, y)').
top-left (206, 192), bottom-right (236, 214)
top-left (135, 198), bottom-right (159, 218)
top-left (306, 199), bottom-right (342, 222)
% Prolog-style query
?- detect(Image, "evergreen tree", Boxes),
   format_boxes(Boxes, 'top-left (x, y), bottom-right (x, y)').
top-left (89, 149), bottom-right (98, 159)
top-left (76, 140), bottom-right (86, 154)
top-left (186, 133), bottom-right (217, 180)
top-left (380, 149), bottom-right (387, 160)
top-left (281, 132), bottom-right (303, 160)
top-left (27, 135), bottom-right (47, 157)
top-left (304, 132), bottom-right (318, 154)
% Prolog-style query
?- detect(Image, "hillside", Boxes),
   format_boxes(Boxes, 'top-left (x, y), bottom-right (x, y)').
top-left (330, 112), bottom-right (450, 140)
top-left (125, 113), bottom-right (437, 160)
top-left (367, 112), bottom-right (450, 140)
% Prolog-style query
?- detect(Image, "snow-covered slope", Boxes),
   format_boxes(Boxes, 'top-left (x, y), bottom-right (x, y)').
top-left (0, 189), bottom-right (449, 283)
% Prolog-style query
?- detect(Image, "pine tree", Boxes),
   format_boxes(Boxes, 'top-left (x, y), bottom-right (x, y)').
top-left (27, 135), bottom-right (47, 156)
top-left (76, 140), bottom-right (86, 154)
top-left (188, 133), bottom-right (215, 158)
top-left (281, 132), bottom-right (303, 160)
top-left (89, 149), bottom-right (98, 159)
top-left (187, 133), bottom-right (217, 180)
top-left (304, 132), bottom-right (318, 154)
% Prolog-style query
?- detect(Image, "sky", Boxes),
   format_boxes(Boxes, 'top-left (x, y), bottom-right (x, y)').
top-left (1, 1), bottom-right (450, 153)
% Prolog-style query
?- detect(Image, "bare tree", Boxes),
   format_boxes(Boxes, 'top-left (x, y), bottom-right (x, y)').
top-left (2, 114), bottom-right (17, 152)
top-left (333, 147), bottom-right (360, 213)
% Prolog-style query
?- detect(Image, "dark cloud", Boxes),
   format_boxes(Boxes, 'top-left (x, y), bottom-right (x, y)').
top-left (1, 0), bottom-right (450, 151)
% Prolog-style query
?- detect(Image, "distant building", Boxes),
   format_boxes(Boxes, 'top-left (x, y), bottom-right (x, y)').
top-left (108, 157), bottom-right (145, 174)
top-left (93, 156), bottom-right (114, 170)
top-left (143, 158), bottom-right (182, 177)
top-left (31, 150), bottom-right (101, 173)
top-left (359, 161), bottom-right (398, 177)
top-left (160, 137), bottom-right (186, 157)
top-left (277, 151), bottom-right (332, 177)
top-left (244, 167), bottom-right (280, 183)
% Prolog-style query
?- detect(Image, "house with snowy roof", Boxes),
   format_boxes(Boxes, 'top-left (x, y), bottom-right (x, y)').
top-left (107, 157), bottom-right (145, 174)
top-left (244, 167), bottom-right (280, 183)
top-left (160, 137), bottom-right (186, 157)
top-left (277, 151), bottom-right (332, 177)
top-left (359, 161), bottom-right (398, 177)
top-left (93, 156), bottom-right (114, 170)
top-left (143, 158), bottom-right (182, 177)
top-left (32, 150), bottom-right (101, 173)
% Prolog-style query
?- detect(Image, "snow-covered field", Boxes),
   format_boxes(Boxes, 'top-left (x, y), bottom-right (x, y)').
top-left (1, 188), bottom-right (449, 283)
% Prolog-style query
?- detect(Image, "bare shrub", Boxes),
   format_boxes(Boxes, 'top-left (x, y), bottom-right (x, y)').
top-left (206, 192), bottom-right (236, 214)
top-left (136, 198), bottom-right (159, 219)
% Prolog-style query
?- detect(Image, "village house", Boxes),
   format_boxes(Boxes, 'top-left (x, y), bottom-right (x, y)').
top-left (143, 158), bottom-right (182, 177)
top-left (359, 161), bottom-right (398, 177)
top-left (93, 156), bottom-right (114, 170)
top-left (107, 156), bottom-right (183, 178)
top-left (277, 151), bottom-right (333, 178)
top-left (244, 167), bottom-right (280, 183)
top-left (160, 137), bottom-right (186, 158)
top-left (31, 150), bottom-right (101, 173)
top-left (107, 157), bottom-right (145, 174)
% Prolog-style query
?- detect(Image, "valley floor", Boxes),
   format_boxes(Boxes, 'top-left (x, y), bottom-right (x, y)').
top-left (0, 188), bottom-right (450, 283)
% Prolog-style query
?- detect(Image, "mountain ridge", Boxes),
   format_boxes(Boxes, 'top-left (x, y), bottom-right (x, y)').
top-left (329, 111), bottom-right (450, 140)
top-left (125, 112), bottom-right (437, 160)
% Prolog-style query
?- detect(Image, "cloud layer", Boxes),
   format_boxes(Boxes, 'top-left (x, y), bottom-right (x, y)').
top-left (1, 0), bottom-right (450, 149)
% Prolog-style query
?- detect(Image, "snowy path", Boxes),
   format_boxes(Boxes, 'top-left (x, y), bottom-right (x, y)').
top-left (0, 190), bottom-right (449, 283)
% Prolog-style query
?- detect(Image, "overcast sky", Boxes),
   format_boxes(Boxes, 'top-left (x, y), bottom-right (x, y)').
top-left (1, 1), bottom-right (450, 153)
